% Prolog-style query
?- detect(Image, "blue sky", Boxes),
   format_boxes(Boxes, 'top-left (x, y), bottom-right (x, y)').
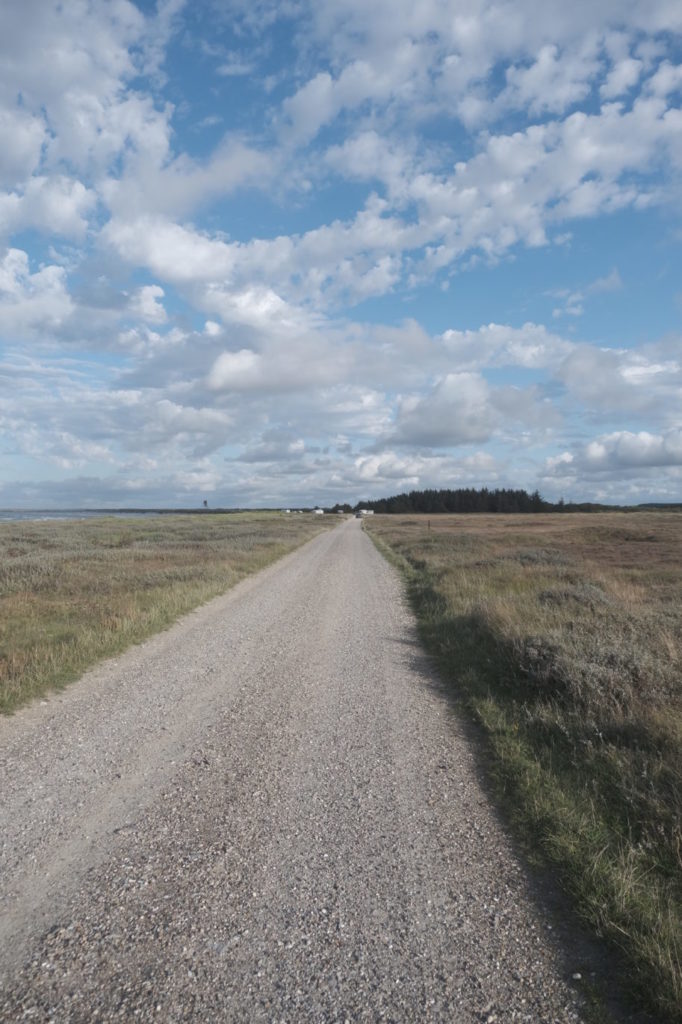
top-left (0, 0), bottom-right (681, 508)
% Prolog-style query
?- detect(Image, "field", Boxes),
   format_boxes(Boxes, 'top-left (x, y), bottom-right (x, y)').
top-left (365, 512), bottom-right (681, 1022)
top-left (0, 512), bottom-right (334, 715)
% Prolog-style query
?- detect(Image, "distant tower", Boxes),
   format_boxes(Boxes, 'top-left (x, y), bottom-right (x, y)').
top-left (203, 499), bottom-right (208, 508)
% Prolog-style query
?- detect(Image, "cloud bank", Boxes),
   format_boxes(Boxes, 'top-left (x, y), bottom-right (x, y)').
top-left (0, 0), bottom-right (681, 506)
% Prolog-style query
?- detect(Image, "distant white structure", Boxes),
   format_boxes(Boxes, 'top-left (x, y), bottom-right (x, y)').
top-left (357, 509), bottom-right (374, 515)
top-left (313, 508), bottom-right (324, 515)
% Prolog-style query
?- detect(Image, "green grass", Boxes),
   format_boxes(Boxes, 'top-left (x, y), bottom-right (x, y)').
top-left (0, 512), bottom-right (335, 714)
top-left (365, 512), bottom-right (682, 1024)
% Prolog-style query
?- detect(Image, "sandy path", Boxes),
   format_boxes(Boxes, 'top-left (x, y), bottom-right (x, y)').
top-left (0, 519), bottom-right (589, 1021)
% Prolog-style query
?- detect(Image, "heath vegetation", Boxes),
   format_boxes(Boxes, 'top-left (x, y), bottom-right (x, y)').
top-left (365, 512), bottom-right (681, 1023)
top-left (0, 512), bottom-right (333, 714)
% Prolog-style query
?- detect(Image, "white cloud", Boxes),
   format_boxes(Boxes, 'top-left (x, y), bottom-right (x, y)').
top-left (0, 177), bottom-right (96, 242)
top-left (237, 430), bottom-right (307, 464)
top-left (146, 399), bottom-right (233, 456)
top-left (0, 0), bottom-right (168, 182)
top-left (551, 267), bottom-right (622, 318)
top-left (601, 57), bottom-right (643, 98)
top-left (390, 372), bottom-right (497, 447)
top-left (2, 0), bottom-right (682, 507)
top-left (207, 349), bottom-right (263, 391)
top-left (645, 61), bottom-right (682, 98)
top-left (325, 132), bottom-right (415, 203)
top-left (318, 446), bottom-right (506, 503)
top-left (584, 429), bottom-right (682, 469)
top-left (282, 72), bottom-right (336, 144)
top-left (0, 108), bottom-right (45, 187)
top-left (17, 427), bottom-right (116, 471)
top-left (0, 353), bottom-right (237, 473)
top-left (557, 344), bottom-right (681, 417)
top-left (103, 75), bottom-right (681, 312)
top-left (138, 0), bottom-right (187, 81)
top-left (104, 216), bottom-right (237, 284)
top-left (544, 430), bottom-right (682, 484)
top-left (284, 0), bottom-right (682, 144)
top-left (0, 249), bottom-right (74, 336)
top-left (501, 41), bottom-right (599, 117)
top-left (588, 268), bottom-right (623, 294)
top-left (104, 140), bottom-right (274, 220)
top-left (129, 285), bottom-right (167, 324)
top-left (441, 322), bottom-right (572, 370)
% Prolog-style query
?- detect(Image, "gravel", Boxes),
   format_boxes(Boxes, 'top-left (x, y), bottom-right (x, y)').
top-left (0, 519), bottom-right (593, 1022)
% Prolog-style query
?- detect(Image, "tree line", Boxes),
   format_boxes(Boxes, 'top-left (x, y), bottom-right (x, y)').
top-left (327, 488), bottom-right (666, 515)
top-left (347, 487), bottom-right (548, 514)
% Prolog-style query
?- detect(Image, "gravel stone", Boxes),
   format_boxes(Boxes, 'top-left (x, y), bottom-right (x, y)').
top-left (1, 520), bottom-right (594, 1021)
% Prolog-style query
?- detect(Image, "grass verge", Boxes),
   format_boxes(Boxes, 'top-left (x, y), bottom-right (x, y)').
top-left (0, 512), bottom-right (335, 714)
top-left (365, 512), bottom-right (681, 1024)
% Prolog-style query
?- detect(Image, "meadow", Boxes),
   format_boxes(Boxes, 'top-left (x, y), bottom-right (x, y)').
top-left (0, 512), bottom-right (334, 715)
top-left (365, 511), bottom-right (681, 1023)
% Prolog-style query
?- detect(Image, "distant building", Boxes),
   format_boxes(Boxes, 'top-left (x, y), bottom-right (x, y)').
top-left (313, 508), bottom-right (324, 515)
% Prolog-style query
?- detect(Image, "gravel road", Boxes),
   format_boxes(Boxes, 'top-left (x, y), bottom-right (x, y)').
top-left (0, 518), bottom-right (593, 1022)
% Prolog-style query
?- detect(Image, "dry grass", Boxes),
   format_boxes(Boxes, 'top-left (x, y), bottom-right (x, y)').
top-left (365, 511), bottom-right (682, 1023)
top-left (0, 512), bottom-right (335, 714)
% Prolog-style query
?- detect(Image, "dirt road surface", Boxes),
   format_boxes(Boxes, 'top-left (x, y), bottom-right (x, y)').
top-left (1, 519), bottom-right (591, 1022)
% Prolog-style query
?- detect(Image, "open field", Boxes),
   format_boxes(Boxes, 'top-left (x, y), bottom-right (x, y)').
top-left (1, 519), bottom-right (593, 1022)
top-left (0, 512), bottom-right (335, 714)
top-left (365, 512), bottom-right (682, 1023)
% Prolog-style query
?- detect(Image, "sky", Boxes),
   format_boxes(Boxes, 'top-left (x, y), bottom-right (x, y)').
top-left (0, 0), bottom-right (681, 509)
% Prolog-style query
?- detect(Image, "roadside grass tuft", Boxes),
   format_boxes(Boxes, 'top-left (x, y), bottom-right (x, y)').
top-left (0, 512), bottom-right (334, 714)
top-left (366, 512), bottom-right (682, 1024)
